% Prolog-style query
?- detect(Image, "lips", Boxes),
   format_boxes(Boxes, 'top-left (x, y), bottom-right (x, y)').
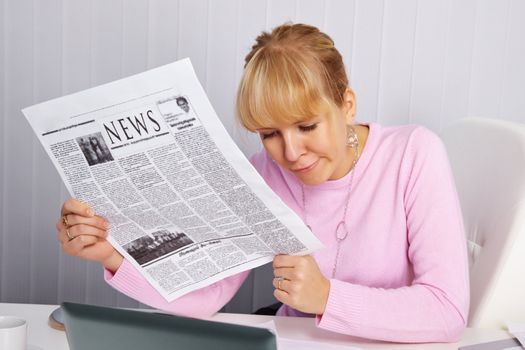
top-left (291, 159), bottom-right (319, 173)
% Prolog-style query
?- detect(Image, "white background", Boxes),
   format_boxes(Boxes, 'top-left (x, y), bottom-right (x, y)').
top-left (1, 0), bottom-right (524, 312)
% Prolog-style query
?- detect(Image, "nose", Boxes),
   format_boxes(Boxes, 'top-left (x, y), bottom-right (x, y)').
top-left (282, 132), bottom-right (305, 162)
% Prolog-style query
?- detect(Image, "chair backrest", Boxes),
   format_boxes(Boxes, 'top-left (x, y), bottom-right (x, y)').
top-left (441, 118), bottom-right (525, 329)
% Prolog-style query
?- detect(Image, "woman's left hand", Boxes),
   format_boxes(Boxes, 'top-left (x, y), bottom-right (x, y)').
top-left (272, 255), bottom-right (330, 315)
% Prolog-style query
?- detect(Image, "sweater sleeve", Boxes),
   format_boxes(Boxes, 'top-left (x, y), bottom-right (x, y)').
top-left (316, 127), bottom-right (470, 343)
top-left (104, 259), bottom-right (250, 318)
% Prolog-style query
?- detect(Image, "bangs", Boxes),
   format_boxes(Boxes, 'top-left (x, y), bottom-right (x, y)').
top-left (236, 48), bottom-right (334, 131)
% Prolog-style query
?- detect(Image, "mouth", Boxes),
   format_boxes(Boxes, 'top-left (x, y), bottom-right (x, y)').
top-left (291, 159), bottom-right (319, 174)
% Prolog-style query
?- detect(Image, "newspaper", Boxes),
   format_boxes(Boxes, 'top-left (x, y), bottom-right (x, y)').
top-left (507, 323), bottom-right (525, 349)
top-left (23, 58), bottom-right (323, 301)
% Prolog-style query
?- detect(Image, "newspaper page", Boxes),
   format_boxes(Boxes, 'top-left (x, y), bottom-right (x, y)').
top-left (23, 58), bottom-right (323, 301)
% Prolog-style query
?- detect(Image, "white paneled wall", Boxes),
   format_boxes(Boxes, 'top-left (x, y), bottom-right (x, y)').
top-left (1, 0), bottom-right (524, 313)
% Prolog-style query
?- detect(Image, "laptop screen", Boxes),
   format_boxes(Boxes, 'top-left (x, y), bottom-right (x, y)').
top-left (61, 302), bottom-right (277, 350)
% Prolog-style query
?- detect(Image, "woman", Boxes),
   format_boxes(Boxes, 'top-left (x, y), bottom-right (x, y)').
top-left (57, 23), bottom-right (469, 343)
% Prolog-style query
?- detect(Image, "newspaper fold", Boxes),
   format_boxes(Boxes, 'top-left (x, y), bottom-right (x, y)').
top-left (23, 58), bottom-right (323, 301)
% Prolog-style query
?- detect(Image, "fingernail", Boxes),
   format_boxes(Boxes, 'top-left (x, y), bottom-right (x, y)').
top-left (104, 221), bottom-right (110, 229)
top-left (87, 208), bottom-right (95, 216)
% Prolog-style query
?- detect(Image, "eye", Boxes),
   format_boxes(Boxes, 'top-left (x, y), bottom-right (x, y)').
top-left (260, 131), bottom-right (278, 139)
top-left (299, 123), bottom-right (318, 132)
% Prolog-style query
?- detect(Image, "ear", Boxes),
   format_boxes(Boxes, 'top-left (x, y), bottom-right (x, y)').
top-left (342, 88), bottom-right (356, 124)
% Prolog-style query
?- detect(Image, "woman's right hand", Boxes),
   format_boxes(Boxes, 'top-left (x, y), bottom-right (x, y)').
top-left (56, 198), bottom-right (123, 273)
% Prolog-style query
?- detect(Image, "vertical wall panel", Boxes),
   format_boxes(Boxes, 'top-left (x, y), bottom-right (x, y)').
top-left (376, 0), bottom-right (417, 125)
top-left (267, 0), bottom-right (296, 28)
top-left (440, 0), bottom-right (477, 128)
top-left (499, 0), bottom-right (525, 123)
top-left (146, 0), bottom-right (179, 69)
top-left (207, 0), bottom-right (238, 137)
top-left (59, 0), bottom-right (92, 303)
top-left (2, 0), bottom-right (34, 302)
top-left (408, 0), bottom-right (449, 130)
top-left (324, 0), bottom-right (356, 80)
top-left (30, 0), bottom-right (63, 304)
top-left (178, 0), bottom-right (209, 87)
top-left (91, 0), bottom-right (123, 85)
top-left (350, 0), bottom-right (385, 122)
top-left (468, 0), bottom-right (510, 118)
top-left (0, 0), bottom-right (6, 301)
top-left (296, 0), bottom-right (325, 29)
top-left (122, 0), bottom-right (149, 77)
top-left (231, 0), bottom-right (266, 158)
top-left (235, 1), bottom-right (267, 80)
top-left (62, 0), bottom-right (92, 95)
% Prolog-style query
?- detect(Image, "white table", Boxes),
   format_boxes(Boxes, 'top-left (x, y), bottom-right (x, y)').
top-left (0, 302), bottom-right (513, 350)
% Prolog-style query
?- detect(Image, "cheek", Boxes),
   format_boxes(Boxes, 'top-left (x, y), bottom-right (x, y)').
top-left (331, 128), bottom-right (348, 153)
top-left (311, 136), bottom-right (345, 164)
top-left (262, 139), bottom-right (284, 163)
top-left (309, 135), bottom-right (341, 156)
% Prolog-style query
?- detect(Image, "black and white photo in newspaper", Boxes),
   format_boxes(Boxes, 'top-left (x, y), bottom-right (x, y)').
top-left (22, 58), bottom-right (323, 302)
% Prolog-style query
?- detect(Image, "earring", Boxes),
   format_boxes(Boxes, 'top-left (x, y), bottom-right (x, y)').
top-left (346, 125), bottom-right (359, 149)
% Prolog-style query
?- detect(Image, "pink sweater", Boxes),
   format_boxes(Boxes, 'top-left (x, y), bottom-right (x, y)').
top-left (105, 123), bottom-right (469, 343)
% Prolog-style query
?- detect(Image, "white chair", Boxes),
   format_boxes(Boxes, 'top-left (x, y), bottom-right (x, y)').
top-left (441, 118), bottom-right (525, 329)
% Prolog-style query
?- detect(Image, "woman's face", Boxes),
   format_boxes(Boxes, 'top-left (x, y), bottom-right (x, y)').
top-left (257, 95), bottom-right (355, 185)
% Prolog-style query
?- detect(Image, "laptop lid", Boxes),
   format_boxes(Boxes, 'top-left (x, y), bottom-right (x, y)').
top-left (61, 302), bottom-right (277, 350)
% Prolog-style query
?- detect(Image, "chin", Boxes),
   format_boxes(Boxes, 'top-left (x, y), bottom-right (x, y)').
top-left (296, 173), bottom-right (327, 186)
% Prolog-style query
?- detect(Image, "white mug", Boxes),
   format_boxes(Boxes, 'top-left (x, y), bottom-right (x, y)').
top-left (0, 316), bottom-right (27, 350)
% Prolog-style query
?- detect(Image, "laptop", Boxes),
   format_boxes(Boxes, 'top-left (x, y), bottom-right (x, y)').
top-left (61, 302), bottom-right (277, 350)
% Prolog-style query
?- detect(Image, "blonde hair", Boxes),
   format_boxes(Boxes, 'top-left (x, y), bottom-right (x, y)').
top-left (236, 23), bottom-right (349, 131)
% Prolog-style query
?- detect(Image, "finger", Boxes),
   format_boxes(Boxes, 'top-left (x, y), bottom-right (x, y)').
top-left (57, 225), bottom-right (76, 245)
top-left (62, 235), bottom-right (99, 256)
top-left (59, 224), bottom-right (106, 245)
top-left (273, 288), bottom-right (289, 304)
top-left (68, 224), bottom-right (107, 240)
top-left (273, 267), bottom-right (294, 280)
top-left (61, 198), bottom-right (95, 217)
top-left (57, 228), bottom-right (72, 245)
top-left (273, 254), bottom-right (299, 268)
top-left (272, 276), bottom-right (291, 291)
top-left (57, 229), bottom-right (66, 244)
top-left (63, 214), bottom-right (109, 231)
